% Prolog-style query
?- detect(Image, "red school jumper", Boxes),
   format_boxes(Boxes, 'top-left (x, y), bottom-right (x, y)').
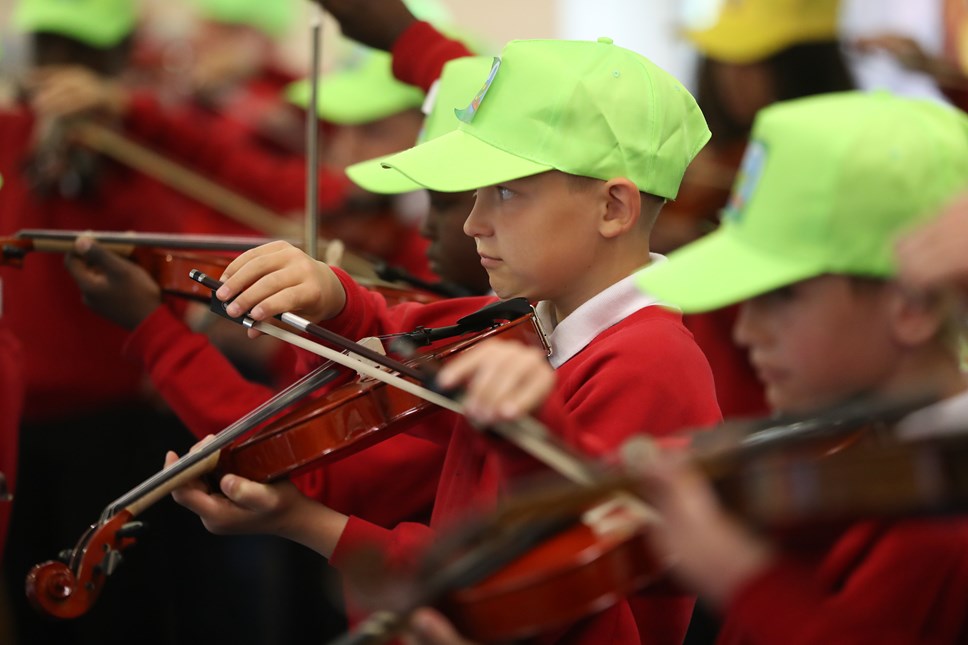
top-left (720, 518), bottom-right (968, 645)
top-left (312, 268), bottom-right (722, 644)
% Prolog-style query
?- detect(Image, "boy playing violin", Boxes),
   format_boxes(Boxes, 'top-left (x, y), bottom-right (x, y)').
top-left (633, 90), bottom-right (968, 645)
top-left (405, 91), bottom-right (968, 645)
top-left (170, 37), bottom-right (721, 643)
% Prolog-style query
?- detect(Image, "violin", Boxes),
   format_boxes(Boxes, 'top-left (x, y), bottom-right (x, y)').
top-left (25, 295), bottom-right (550, 619)
top-left (333, 396), bottom-right (952, 644)
top-left (0, 229), bottom-right (443, 306)
top-left (216, 307), bottom-right (548, 481)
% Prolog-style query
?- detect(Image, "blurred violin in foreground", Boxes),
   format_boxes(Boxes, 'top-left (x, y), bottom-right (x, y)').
top-left (334, 395), bottom-right (968, 644)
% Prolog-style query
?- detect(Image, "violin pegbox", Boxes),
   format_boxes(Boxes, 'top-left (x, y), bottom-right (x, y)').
top-left (25, 511), bottom-right (144, 619)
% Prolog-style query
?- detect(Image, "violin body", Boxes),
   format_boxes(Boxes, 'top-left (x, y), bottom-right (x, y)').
top-left (443, 519), bottom-right (663, 642)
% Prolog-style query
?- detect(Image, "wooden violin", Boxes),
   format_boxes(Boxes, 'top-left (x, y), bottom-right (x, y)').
top-left (25, 295), bottom-right (549, 619)
top-left (0, 228), bottom-right (443, 306)
top-left (333, 395), bottom-right (952, 644)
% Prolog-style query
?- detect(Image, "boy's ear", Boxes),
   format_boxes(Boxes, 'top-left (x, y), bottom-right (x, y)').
top-left (598, 178), bottom-right (641, 239)
top-left (888, 285), bottom-right (949, 347)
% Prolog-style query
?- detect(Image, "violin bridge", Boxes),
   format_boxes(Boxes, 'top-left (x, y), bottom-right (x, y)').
top-left (581, 496), bottom-right (658, 538)
top-left (348, 336), bottom-right (391, 379)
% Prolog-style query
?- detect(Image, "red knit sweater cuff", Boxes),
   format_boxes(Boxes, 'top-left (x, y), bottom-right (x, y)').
top-left (324, 267), bottom-right (367, 335)
top-left (392, 21), bottom-right (474, 92)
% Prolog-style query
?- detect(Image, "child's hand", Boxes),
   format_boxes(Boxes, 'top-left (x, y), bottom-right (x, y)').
top-left (165, 439), bottom-right (349, 557)
top-left (26, 65), bottom-right (130, 119)
top-left (164, 448), bottom-right (304, 537)
top-left (435, 339), bottom-right (554, 426)
top-left (64, 236), bottom-right (162, 330)
top-left (216, 241), bottom-right (346, 336)
top-left (623, 438), bottom-right (774, 607)
top-left (896, 191), bottom-right (968, 296)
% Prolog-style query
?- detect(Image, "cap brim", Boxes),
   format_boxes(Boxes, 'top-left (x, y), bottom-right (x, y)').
top-left (287, 77), bottom-right (423, 126)
top-left (635, 227), bottom-right (822, 312)
top-left (346, 155), bottom-right (423, 195)
top-left (370, 129), bottom-right (554, 193)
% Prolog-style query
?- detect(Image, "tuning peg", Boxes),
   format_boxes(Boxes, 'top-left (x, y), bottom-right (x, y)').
top-left (116, 521), bottom-right (146, 538)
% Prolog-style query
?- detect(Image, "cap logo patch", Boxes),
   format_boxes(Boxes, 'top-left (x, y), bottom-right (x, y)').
top-left (455, 57), bottom-right (501, 124)
top-left (723, 140), bottom-right (766, 224)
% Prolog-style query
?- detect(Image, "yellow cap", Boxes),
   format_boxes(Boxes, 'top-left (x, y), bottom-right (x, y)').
top-left (685, 0), bottom-right (841, 64)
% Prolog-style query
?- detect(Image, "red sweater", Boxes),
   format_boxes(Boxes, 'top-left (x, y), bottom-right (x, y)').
top-left (0, 107), bottom-right (196, 420)
top-left (721, 519), bottom-right (968, 644)
top-left (316, 269), bottom-right (722, 644)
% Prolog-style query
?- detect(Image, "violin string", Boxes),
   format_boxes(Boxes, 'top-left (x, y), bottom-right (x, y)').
top-left (100, 363), bottom-right (341, 522)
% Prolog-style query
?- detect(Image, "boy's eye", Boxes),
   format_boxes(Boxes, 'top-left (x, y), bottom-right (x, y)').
top-left (496, 186), bottom-right (514, 201)
top-left (760, 285), bottom-right (795, 304)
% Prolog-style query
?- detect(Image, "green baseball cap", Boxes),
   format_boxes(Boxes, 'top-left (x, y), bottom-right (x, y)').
top-left (285, 0), bottom-right (460, 126)
top-left (193, 0), bottom-right (296, 37)
top-left (636, 91), bottom-right (968, 313)
top-left (346, 55), bottom-right (495, 194)
top-left (15, 0), bottom-right (137, 48)
top-left (285, 49), bottom-right (424, 126)
top-left (350, 37), bottom-right (710, 198)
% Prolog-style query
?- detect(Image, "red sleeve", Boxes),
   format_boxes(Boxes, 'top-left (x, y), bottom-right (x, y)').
top-left (391, 21), bottom-right (474, 93)
top-left (722, 519), bottom-right (968, 645)
top-left (330, 515), bottom-right (436, 573)
top-left (122, 304), bottom-right (277, 439)
top-left (294, 267), bottom-right (496, 376)
top-left (123, 92), bottom-right (349, 214)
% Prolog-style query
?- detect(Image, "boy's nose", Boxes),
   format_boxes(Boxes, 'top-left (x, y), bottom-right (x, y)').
top-left (732, 300), bottom-right (762, 350)
top-left (463, 199), bottom-right (489, 238)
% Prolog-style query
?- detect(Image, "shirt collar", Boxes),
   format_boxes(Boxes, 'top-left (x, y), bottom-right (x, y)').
top-left (535, 253), bottom-right (670, 368)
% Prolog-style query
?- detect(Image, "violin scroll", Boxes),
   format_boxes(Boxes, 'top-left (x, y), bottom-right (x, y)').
top-left (26, 511), bottom-right (140, 619)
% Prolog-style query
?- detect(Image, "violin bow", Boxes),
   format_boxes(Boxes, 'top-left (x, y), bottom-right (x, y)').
top-left (305, 5), bottom-right (323, 260)
top-left (188, 271), bottom-right (626, 488)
